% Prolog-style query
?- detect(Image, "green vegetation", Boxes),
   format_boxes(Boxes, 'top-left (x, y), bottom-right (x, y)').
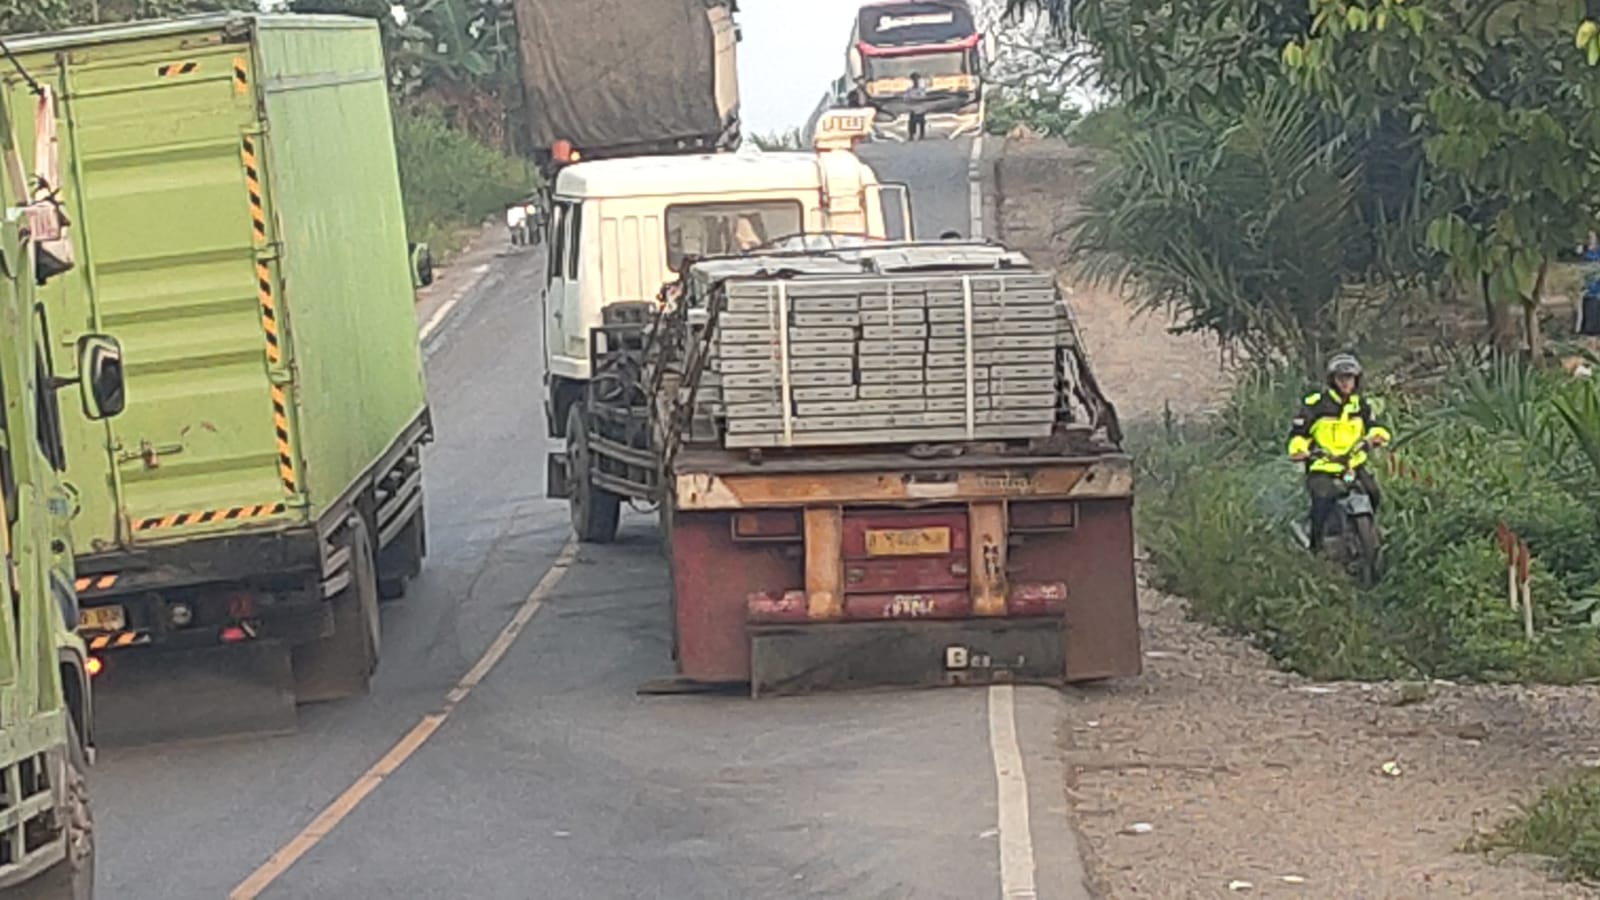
top-left (986, 88), bottom-right (1081, 137)
top-left (1474, 773), bottom-right (1600, 880)
top-left (0, 0), bottom-right (252, 34)
top-left (287, 0), bottom-right (534, 255)
top-left (748, 129), bottom-right (804, 151)
top-left (1140, 358), bottom-right (1600, 684)
top-left (393, 106), bottom-right (535, 252)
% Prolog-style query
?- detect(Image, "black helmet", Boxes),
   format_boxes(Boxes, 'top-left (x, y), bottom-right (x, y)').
top-left (1326, 353), bottom-right (1362, 379)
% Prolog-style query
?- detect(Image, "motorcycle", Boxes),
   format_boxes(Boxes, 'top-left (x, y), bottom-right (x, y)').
top-left (1308, 439), bottom-right (1383, 587)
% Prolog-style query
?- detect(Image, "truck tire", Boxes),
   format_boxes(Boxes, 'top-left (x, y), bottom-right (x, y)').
top-left (567, 403), bottom-right (621, 543)
top-left (292, 518), bottom-right (381, 702)
top-left (15, 719), bottom-right (94, 900)
top-left (378, 502), bottom-right (426, 601)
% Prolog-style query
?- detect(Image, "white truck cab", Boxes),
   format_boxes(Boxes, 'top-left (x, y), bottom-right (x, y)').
top-left (540, 109), bottom-right (911, 438)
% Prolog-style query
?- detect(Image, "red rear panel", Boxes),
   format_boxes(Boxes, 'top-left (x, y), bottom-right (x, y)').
top-left (841, 509), bottom-right (970, 615)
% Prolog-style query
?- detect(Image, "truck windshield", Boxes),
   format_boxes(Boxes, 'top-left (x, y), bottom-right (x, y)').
top-left (665, 200), bottom-right (804, 271)
top-left (864, 50), bottom-right (969, 82)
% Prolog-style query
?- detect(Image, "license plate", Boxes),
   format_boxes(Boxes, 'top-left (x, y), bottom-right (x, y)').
top-left (865, 527), bottom-right (950, 557)
top-left (78, 605), bottom-right (125, 632)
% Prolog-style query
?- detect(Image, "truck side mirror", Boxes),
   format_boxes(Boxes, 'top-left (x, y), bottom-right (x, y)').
top-left (76, 334), bottom-right (124, 420)
top-left (410, 242), bottom-right (434, 288)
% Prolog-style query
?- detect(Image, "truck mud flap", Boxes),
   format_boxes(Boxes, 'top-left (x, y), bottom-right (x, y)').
top-left (90, 642), bottom-right (298, 747)
top-left (748, 616), bottom-right (1067, 698)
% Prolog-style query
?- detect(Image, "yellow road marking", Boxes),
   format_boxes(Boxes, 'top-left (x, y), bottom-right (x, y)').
top-left (229, 539), bottom-right (578, 898)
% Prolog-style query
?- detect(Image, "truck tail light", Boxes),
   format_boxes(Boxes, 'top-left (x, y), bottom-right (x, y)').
top-left (732, 510), bottom-right (802, 541)
top-left (86, 656), bottom-right (103, 677)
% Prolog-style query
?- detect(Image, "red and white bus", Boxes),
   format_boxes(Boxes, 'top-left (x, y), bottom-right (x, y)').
top-left (846, 0), bottom-right (985, 140)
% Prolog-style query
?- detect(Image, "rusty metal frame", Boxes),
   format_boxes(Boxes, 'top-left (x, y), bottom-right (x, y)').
top-left (674, 456), bottom-right (1134, 510)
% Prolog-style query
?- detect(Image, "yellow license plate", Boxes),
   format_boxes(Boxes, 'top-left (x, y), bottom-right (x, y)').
top-left (865, 527), bottom-right (951, 557)
top-left (78, 605), bottom-right (125, 632)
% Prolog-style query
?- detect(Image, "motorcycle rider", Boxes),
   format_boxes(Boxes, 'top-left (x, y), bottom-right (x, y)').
top-left (1286, 353), bottom-right (1391, 552)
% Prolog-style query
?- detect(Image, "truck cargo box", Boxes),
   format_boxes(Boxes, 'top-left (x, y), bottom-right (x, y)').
top-left (515, 0), bottom-right (739, 160)
top-left (6, 14), bottom-right (429, 556)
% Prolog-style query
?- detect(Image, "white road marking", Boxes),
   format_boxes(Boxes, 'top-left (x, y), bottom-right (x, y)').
top-left (969, 134), bottom-right (986, 240)
top-left (229, 540), bottom-right (579, 899)
top-left (419, 262), bottom-right (493, 341)
top-left (968, 133), bottom-right (1037, 896)
top-left (989, 685), bottom-right (1038, 899)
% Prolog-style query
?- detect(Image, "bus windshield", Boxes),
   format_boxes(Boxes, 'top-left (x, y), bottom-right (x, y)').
top-left (863, 51), bottom-right (968, 81)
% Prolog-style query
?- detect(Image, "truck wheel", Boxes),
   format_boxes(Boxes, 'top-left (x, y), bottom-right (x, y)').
top-left (16, 719), bottom-right (94, 900)
top-left (567, 403), bottom-right (621, 543)
top-left (378, 502), bottom-right (426, 601)
top-left (293, 518), bottom-right (381, 702)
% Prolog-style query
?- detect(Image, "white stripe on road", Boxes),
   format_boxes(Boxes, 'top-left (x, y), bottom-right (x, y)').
top-left (969, 134), bottom-right (986, 240)
top-left (989, 685), bottom-right (1038, 899)
top-left (419, 262), bottom-right (493, 341)
top-left (229, 540), bottom-right (579, 899)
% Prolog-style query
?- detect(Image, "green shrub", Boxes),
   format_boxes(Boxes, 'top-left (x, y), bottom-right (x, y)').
top-left (1477, 773), bottom-right (1600, 880)
top-left (392, 106), bottom-right (537, 254)
top-left (1136, 358), bottom-right (1600, 686)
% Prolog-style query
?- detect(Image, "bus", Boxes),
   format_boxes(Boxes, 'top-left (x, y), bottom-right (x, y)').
top-left (845, 0), bottom-right (985, 140)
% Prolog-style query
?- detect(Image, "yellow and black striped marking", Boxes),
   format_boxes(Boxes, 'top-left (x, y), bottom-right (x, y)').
top-left (256, 261), bottom-right (282, 364)
top-left (156, 61), bottom-right (199, 77)
top-left (234, 56), bottom-right (249, 94)
top-left (134, 503), bottom-right (286, 532)
top-left (240, 137), bottom-right (268, 243)
top-left (87, 632), bottom-right (150, 650)
top-left (271, 384), bottom-right (298, 494)
top-left (74, 574), bottom-right (118, 593)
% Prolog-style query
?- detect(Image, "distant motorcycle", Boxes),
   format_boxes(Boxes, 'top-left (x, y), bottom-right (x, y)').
top-left (1309, 439), bottom-right (1383, 587)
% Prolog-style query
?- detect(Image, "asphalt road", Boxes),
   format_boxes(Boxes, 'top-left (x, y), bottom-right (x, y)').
top-left (86, 137), bottom-right (1092, 899)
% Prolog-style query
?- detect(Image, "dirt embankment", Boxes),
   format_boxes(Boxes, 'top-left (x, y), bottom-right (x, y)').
top-left (994, 136), bottom-right (1600, 899)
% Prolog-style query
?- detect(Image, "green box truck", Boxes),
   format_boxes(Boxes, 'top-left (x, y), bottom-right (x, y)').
top-left (0, 67), bottom-right (133, 897)
top-left (5, 13), bottom-right (433, 743)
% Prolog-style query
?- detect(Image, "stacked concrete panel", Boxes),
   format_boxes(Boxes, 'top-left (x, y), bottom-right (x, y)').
top-left (696, 271), bottom-right (1064, 448)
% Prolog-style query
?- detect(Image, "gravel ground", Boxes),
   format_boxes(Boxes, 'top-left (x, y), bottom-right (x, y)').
top-left (996, 137), bottom-right (1600, 898)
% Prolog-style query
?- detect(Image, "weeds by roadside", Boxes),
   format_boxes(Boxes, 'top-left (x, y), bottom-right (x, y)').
top-left (393, 106), bottom-right (537, 255)
top-left (1474, 772), bottom-right (1600, 881)
top-left (1135, 358), bottom-right (1600, 684)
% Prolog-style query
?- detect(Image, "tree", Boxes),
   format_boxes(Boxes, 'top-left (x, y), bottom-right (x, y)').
top-left (1285, 0), bottom-right (1600, 357)
top-left (747, 129), bottom-right (802, 150)
top-left (288, 0), bottom-right (523, 150)
top-left (1002, 0), bottom-right (1309, 112)
top-left (1072, 82), bottom-right (1377, 373)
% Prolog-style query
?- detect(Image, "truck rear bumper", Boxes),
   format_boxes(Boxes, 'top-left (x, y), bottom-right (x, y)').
top-left (749, 616), bottom-right (1067, 697)
top-left (667, 454), bottom-right (1142, 690)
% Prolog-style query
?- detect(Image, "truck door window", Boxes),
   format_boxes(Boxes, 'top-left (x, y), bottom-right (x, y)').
top-left (664, 200), bottom-right (803, 271)
top-left (548, 202), bottom-right (569, 281)
top-left (31, 306), bottom-right (65, 472)
top-left (566, 202), bottom-right (583, 278)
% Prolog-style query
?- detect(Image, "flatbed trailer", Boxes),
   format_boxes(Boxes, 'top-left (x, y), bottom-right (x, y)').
top-left (551, 241), bottom-right (1140, 693)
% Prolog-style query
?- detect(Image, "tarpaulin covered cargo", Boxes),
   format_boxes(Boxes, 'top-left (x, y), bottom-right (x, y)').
top-left (515, 0), bottom-right (739, 158)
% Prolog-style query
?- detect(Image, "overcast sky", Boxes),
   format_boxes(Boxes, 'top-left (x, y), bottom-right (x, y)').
top-left (736, 0), bottom-right (863, 135)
